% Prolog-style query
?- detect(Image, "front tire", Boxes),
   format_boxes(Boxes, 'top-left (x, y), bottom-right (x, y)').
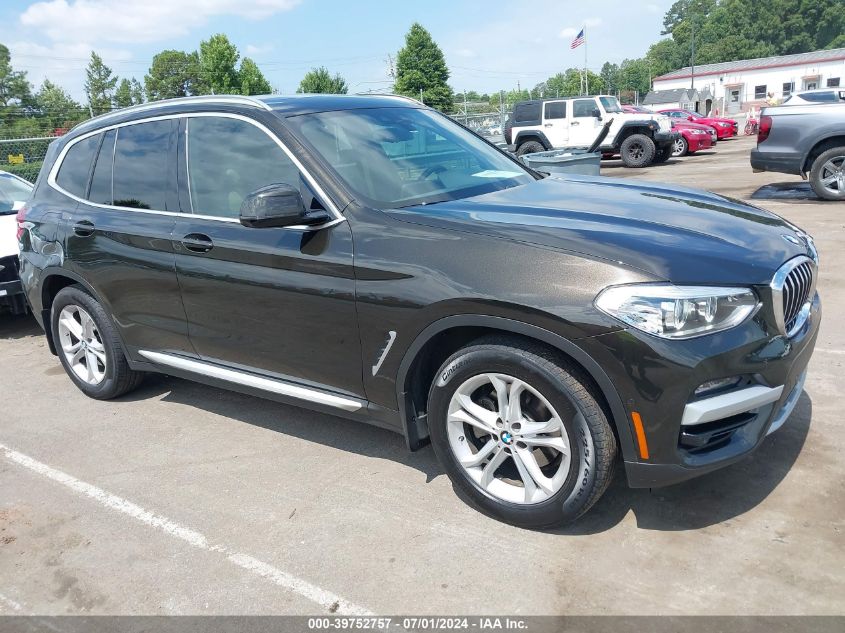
top-left (51, 285), bottom-right (144, 400)
top-left (671, 136), bottom-right (689, 157)
top-left (620, 134), bottom-right (656, 168)
top-left (809, 147), bottom-right (845, 201)
top-left (516, 140), bottom-right (545, 157)
top-left (428, 338), bottom-right (617, 528)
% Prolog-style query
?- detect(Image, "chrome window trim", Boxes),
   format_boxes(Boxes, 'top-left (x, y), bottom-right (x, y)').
top-left (769, 255), bottom-right (817, 337)
top-left (47, 111), bottom-right (344, 230)
top-left (139, 350), bottom-right (363, 412)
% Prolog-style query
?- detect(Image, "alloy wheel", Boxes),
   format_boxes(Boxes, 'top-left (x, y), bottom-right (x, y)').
top-left (57, 304), bottom-right (107, 385)
top-left (819, 156), bottom-right (845, 196)
top-left (672, 138), bottom-right (686, 156)
top-left (446, 373), bottom-right (572, 505)
top-left (628, 143), bottom-right (644, 160)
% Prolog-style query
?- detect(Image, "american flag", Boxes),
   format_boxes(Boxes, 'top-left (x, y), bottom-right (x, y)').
top-left (570, 28), bottom-right (585, 49)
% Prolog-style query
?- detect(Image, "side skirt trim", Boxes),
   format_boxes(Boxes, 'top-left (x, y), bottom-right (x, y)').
top-left (138, 350), bottom-right (364, 412)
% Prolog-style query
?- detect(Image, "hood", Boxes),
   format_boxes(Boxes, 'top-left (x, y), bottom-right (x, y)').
top-left (699, 116), bottom-right (736, 125)
top-left (0, 214), bottom-right (19, 259)
top-left (392, 176), bottom-right (813, 285)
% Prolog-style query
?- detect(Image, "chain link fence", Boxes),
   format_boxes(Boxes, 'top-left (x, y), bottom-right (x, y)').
top-left (1, 136), bottom-right (56, 184)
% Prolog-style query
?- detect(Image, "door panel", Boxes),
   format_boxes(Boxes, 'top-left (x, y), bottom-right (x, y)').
top-left (175, 114), bottom-right (363, 397)
top-left (542, 101), bottom-right (569, 147)
top-left (174, 218), bottom-right (362, 395)
top-left (63, 119), bottom-right (192, 356)
top-left (569, 99), bottom-right (602, 146)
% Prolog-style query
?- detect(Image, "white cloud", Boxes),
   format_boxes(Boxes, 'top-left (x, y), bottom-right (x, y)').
top-left (560, 27), bottom-right (578, 38)
top-left (20, 0), bottom-right (301, 44)
top-left (559, 18), bottom-right (601, 39)
top-left (10, 40), bottom-right (133, 99)
top-left (585, 17), bottom-right (603, 28)
top-left (245, 43), bottom-right (275, 56)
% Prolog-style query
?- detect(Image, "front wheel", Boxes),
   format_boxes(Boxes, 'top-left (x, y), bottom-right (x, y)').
top-left (620, 134), bottom-right (656, 168)
top-left (809, 147), bottom-right (845, 201)
top-left (671, 136), bottom-right (689, 157)
top-left (428, 338), bottom-right (617, 528)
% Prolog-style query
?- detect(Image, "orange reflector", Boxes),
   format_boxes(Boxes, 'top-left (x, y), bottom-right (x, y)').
top-left (631, 412), bottom-right (649, 460)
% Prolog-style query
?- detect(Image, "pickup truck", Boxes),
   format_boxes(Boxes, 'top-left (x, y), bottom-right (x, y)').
top-left (750, 103), bottom-right (845, 201)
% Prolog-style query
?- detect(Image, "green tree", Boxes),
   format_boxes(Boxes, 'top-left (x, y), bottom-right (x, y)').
top-left (394, 23), bottom-right (454, 112)
top-left (239, 57), bottom-right (272, 95)
top-left (34, 79), bottom-right (82, 130)
top-left (296, 66), bottom-right (348, 94)
top-left (617, 58), bottom-right (653, 96)
top-left (144, 50), bottom-right (201, 100)
top-left (600, 62), bottom-right (620, 94)
top-left (84, 51), bottom-right (118, 115)
top-left (0, 43), bottom-right (32, 108)
top-left (114, 78), bottom-right (134, 108)
top-left (130, 78), bottom-right (144, 104)
top-left (198, 34), bottom-right (240, 95)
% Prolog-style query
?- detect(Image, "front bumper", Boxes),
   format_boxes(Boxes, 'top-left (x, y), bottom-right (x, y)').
top-left (577, 290), bottom-right (820, 488)
top-left (654, 130), bottom-right (679, 147)
top-left (687, 134), bottom-right (712, 152)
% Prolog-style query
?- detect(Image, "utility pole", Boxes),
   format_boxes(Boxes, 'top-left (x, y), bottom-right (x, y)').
top-left (690, 17), bottom-right (696, 90)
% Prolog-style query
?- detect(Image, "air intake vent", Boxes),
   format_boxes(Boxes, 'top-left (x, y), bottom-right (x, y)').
top-left (772, 256), bottom-right (815, 337)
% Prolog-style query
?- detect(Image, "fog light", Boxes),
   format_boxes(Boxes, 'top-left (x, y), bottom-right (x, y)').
top-left (695, 376), bottom-right (742, 397)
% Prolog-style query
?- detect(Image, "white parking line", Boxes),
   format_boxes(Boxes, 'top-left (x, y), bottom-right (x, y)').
top-left (0, 442), bottom-right (372, 616)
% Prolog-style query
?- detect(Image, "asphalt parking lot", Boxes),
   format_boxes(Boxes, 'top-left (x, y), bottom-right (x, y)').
top-left (1, 134), bottom-right (843, 616)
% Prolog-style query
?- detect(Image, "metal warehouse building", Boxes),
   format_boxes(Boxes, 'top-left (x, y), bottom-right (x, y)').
top-left (646, 47), bottom-right (845, 115)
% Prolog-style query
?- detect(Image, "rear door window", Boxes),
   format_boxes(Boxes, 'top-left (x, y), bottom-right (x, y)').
top-left (514, 102), bottom-right (541, 124)
top-left (88, 129), bottom-right (116, 206)
top-left (544, 102), bottom-right (567, 120)
top-left (112, 120), bottom-right (172, 210)
top-left (56, 134), bottom-right (100, 198)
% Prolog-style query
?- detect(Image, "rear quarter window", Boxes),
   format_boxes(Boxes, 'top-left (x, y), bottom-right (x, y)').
top-left (55, 134), bottom-right (100, 198)
top-left (112, 120), bottom-right (172, 210)
top-left (514, 103), bottom-right (541, 124)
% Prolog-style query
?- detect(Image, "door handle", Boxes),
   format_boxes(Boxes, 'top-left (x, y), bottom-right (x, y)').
top-left (73, 220), bottom-right (95, 237)
top-left (181, 233), bottom-right (214, 253)
top-left (544, 123), bottom-right (553, 128)
top-left (571, 121), bottom-right (580, 126)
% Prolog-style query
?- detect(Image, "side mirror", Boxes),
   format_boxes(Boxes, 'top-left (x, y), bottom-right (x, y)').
top-left (591, 108), bottom-right (603, 120)
top-left (239, 183), bottom-right (330, 229)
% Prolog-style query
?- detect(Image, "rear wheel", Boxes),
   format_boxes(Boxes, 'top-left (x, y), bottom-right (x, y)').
top-left (620, 134), bottom-right (655, 167)
top-left (51, 285), bottom-right (144, 399)
top-left (516, 140), bottom-right (545, 157)
top-left (671, 136), bottom-right (689, 157)
top-left (809, 147), bottom-right (845, 201)
top-left (428, 338), bottom-right (617, 528)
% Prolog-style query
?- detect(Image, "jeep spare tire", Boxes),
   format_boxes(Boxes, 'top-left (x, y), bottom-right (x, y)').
top-left (620, 134), bottom-right (656, 168)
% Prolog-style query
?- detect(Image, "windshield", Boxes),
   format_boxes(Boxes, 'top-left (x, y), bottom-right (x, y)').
top-left (599, 96), bottom-right (623, 113)
top-left (0, 174), bottom-right (33, 214)
top-left (287, 107), bottom-right (535, 209)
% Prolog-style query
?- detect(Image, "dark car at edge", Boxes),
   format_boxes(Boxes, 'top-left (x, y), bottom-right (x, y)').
top-left (17, 94), bottom-right (820, 528)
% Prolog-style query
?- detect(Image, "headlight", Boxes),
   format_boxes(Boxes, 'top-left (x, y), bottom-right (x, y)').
top-left (718, 122), bottom-right (731, 127)
top-left (690, 129), bottom-right (706, 135)
top-left (595, 284), bottom-right (759, 339)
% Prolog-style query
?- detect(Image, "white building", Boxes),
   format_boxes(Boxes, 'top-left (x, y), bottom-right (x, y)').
top-left (650, 47), bottom-right (845, 116)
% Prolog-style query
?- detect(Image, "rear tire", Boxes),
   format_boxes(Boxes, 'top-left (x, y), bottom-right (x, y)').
top-left (620, 134), bottom-right (655, 167)
top-left (428, 337), bottom-right (617, 528)
top-left (516, 140), bottom-right (545, 157)
top-left (809, 147), bottom-right (845, 201)
top-left (51, 285), bottom-right (144, 400)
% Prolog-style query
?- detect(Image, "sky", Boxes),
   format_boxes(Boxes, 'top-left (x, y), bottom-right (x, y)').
top-left (2, 0), bottom-right (674, 101)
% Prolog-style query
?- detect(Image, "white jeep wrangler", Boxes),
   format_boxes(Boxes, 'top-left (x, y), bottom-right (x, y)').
top-left (505, 95), bottom-right (678, 168)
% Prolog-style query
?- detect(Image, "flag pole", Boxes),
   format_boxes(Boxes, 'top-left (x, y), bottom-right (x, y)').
top-left (584, 24), bottom-right (589, 95)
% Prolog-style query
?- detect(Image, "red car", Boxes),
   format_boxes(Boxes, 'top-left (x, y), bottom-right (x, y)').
top-left (670, 120), bottom-right (715, 156)
top-left (658, 109), bottom-right (738, 139)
